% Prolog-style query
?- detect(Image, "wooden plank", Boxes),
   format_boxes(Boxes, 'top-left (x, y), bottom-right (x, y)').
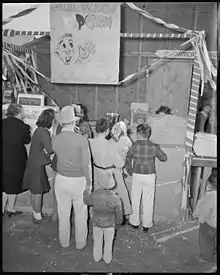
top-left (193, 4), bottom-right (199, 30)
top-left (115, 86), bottom-right (119, 113)
top-left (199, 167), bottom-right (212, 199)
top-left (94, 85), bottom-right (99, 119)
top-left (136, 15), bottom-right (144, 101)
top-left (75, 85), bottom-right (79, 103)
top-left (192, 167), bottom-right (202, 210)
top-left (191, 157), bottom-right (217, 168)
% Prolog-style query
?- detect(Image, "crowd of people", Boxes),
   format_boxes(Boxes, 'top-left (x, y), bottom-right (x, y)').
top-left (2, 102), bottom-right (216, 265)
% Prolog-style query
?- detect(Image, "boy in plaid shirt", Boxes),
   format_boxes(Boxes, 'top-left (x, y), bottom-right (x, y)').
top-left (125, 124), bottom-right (167, 232)
top-left (83, 170), bottom-right (123, 264)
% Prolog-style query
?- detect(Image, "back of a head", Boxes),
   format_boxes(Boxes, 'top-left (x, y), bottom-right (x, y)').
top-left (96, 118), bottom-right (110, 134)
top-left (136, 123), bottom-right (152, 139)
top-left (6, 103), bottom-right (23, 118)
top-left (155, 105), bottom-right (172, 115)
top-left (36, 109), bottom-right (55, 129)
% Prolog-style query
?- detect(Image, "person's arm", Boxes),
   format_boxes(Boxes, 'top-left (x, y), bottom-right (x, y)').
top-left (23, 123), bottom-right (31, 144)
top-left (155, 144), bottom-right (167, 162)
top-left (125, 144), bottom-right (134, 176)
top-left (41, 128), bottom-right (53, 155)
top-left (114, 196), bottom-right (123, 225)
top-left (87, 123), bottom-right (93, 139)
top-left (83, 191), bottom-right (94, 206)
top-left (81, 137), bottom-right (92, 193)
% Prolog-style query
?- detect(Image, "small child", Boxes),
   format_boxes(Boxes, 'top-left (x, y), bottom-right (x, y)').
top-left (125, 124), bottom-right (167, 232)
top-left (193, 168), bottom-right (217, 263)
top-left (83, 170), bottom-right (123, 264)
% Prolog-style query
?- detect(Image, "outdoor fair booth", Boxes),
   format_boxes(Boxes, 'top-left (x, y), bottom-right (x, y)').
top-left (2, 3), bottom-right (217, 222)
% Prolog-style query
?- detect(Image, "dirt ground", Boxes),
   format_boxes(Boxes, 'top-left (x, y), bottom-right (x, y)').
top-left (2, 213), bottom-right (216, 273)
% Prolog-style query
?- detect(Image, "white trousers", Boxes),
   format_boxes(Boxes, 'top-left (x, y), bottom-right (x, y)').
top-left (2, 192), bottom-right (16, 213)
top-left (93, 226), bottom-right (115, 264)
top-left (129, 173), bottom-right (156, 228)
top-left (55, 174), bottom-right (88, 249)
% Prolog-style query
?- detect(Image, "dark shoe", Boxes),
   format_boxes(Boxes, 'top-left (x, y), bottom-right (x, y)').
top-left (128, 223), bottom-right (139, 229)
top-left (121, 216), bottom-right (128, 226)
top-left (7, 211), bottom-right (22, 218)
top-left (143, 227), bottom-right (150, 233)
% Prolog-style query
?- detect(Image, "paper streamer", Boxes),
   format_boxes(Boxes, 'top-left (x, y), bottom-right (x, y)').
top-left (125, 2), bottom-right (192, 34)
top-left (3, 4), bottom-right (39, 25)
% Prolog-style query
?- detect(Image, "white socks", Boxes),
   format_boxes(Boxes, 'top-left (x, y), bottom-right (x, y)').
top-left (33, 211), bottom-right (42, 220)
top-left (2, 193), bottom-right (16, 213)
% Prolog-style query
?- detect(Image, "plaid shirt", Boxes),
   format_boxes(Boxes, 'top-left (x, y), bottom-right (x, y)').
top-left (125, 139), bottom-right (167, 175)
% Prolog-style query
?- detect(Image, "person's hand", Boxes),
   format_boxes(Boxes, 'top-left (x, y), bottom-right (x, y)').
top-left (83, 189), bottom-right (90, 204)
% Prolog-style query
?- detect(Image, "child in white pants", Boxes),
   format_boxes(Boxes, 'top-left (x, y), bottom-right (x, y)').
top-left (126, 124), bottom-right (167, 232)
top-left (83, 170), bottom-right (123, 264)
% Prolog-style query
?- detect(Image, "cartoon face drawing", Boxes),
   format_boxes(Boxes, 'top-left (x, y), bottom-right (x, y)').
top-left (55, 34), bottom-right (76, 65)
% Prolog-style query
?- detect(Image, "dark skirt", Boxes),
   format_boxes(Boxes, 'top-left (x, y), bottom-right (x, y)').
top-left (23, 163), bottom-right (50, 195)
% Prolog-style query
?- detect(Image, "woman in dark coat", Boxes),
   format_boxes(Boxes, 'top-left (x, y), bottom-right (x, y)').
top-left (23, 109), bottom-right (55, 224)
top-left (2, 103), bottom-right (31, 217)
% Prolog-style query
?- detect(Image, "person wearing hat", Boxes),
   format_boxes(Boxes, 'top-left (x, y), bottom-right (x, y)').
top-left (83, 170), bottom-right (123, 264)
top-left (52, 105), bottom-right (92, 249)
top-left (50, 105), bottom-right (81, 221)
top-left (193, 168), bottom-right (217, 263)
top-left (23, 109), bottom-right (55, 224)
top-left (2, 103), bottom-right (31, 217)
top-left (109, 121), bottom-right (133, 224)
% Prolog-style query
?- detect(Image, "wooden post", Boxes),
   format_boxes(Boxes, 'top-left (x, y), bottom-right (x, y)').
top-left (207, 3), bottom-right (217, 134)
top-left (199, 167), bottom-right (212, 199)
top-left (193, 4), bottom-right (199, 30)
top-left (94, 85), bottom-right (99, 119)
top-left (192, 167), bottom-right (202, 211)
top-left (136, 15), bottom-right (144, 102)
top-left (75, 84), bottom-right (79, 103)
top-left (115, 86), bottom-right (119, 113)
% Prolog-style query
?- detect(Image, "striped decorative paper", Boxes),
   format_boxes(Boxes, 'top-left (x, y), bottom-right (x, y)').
top-left (2, 29), bottom-right (193, 39)
top-left (185, 54), bottom-right (200, 151)
top-left (125, 2), bottom-right (192, 34)
top-left (3, 5), bottom-right (39, 25)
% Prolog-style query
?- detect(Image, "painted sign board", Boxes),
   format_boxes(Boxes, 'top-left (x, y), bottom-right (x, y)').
top-left (50, 3), bottom-right (121, 84)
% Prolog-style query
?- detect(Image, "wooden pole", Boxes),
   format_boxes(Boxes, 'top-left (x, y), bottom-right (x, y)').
top-left (207, 3), bottom-right (217, 134)
top-left (136, 15), bottom-right (144, 102)
top-left (94, 85), bottom-right (99, 119)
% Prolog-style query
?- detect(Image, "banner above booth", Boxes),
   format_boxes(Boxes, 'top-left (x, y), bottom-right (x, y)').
top-left (50, 3), bottom-right (121, 85)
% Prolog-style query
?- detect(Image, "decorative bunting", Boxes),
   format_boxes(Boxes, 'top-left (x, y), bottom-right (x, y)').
top-left (2, 28), bottom-right (193, 39)
top-left (125, 2), bottom-right (192, 33)
top-left (3, 5), bottom-right (39, 25)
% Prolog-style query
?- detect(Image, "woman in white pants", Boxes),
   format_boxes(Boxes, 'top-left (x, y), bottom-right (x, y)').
top-left (52, 106), bottom-right (92, 249)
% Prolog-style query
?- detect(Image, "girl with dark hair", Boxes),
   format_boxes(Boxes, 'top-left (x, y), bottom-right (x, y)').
top-left (2, 104), bottom-right (31, 217)
top-left (77, 104), bottom-right (93, 138)
top-left (23, 109), bottom-right (55, 224)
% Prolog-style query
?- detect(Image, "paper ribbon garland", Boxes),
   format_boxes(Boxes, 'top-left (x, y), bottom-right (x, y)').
top-left (3, 4), bottom-right (39, 25)
top-left (125, 2), bottom-right (192, 34)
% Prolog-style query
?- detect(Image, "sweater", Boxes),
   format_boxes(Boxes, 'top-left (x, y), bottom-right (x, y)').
top-left (52, 130), bottom-right (92, 189)
top-left (84, 188), bottom-right (123, 228)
